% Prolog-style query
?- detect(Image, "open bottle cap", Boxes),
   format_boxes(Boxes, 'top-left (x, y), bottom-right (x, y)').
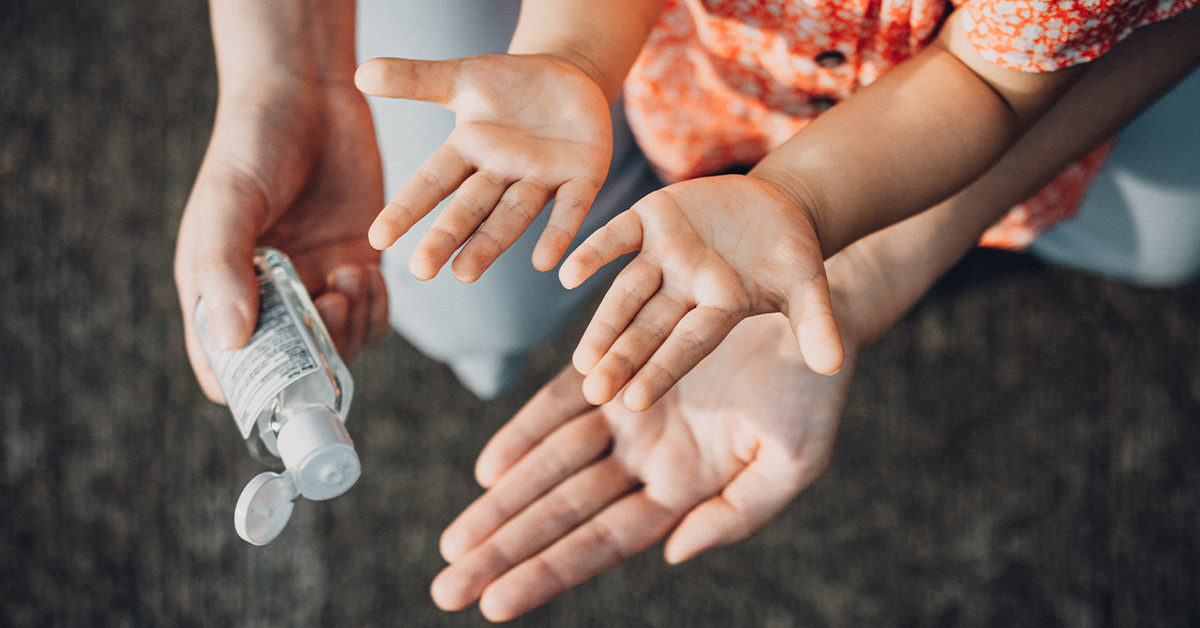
top-left (233, 407), bottom-right (362, 545)
top-left (235, 471), bottom-right (299, 546)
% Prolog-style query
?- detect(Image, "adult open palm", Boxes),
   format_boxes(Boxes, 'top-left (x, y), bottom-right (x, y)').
top-left (432, 314), bottom-right (855, 621)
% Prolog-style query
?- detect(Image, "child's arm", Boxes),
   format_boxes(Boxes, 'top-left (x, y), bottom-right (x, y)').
top-left (837, 7), bottom-right (1200, 345)
top-left (562, 6), bottom-right (1200, 411)
top-left (507, 0), bottom-right (665, 105)
top-left (751, 10), bottom-right (1082, 257)
top-left (429, 15), bottom-right (1200, 620)
top-left (355, 0), bottom-right (663, 282)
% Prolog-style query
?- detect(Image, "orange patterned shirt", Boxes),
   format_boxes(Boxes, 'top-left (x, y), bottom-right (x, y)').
top-left (624, 0), bottom-right (1197, 248)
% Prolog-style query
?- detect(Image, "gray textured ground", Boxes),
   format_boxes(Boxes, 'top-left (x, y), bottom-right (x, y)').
top-left (3, 2), bottom-right (1200, 626)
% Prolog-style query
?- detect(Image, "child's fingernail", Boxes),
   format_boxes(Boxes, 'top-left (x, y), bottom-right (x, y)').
top-left (368, 219), bottom-right (392, 250)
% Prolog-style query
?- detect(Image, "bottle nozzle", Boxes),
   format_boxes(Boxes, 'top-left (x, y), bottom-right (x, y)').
top-left (233, 407), bottom-right (361, 545)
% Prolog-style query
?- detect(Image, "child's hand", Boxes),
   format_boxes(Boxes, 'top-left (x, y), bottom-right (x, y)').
top-left (355, 54), bottom-right (612, 282)
top-left (431, 314), bottom-right (854, 621)
top-left (559, 175), bottom-right (844, 411)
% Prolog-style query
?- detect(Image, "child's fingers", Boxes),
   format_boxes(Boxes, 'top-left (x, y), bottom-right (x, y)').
top-left (452, 179), bottom-right (551, 282)
top-left (369, 144), bottom-right (471, 251)
top-left (784, 273), bottom-right (845, 375)
top-left (573, 258), bottom-right (661, 375)
top-left (559, 209), bottom-right (644, 290)
top-left (582, 292), bottom-right (688, 406)
top-left (354, 57), bottom-right (458, 105)
top-left (407, 170), bottom-right (507, 280)
top-left (622, 305), bottom-right (738, 412)
top-left (533, 177), bottom-right (603, 272)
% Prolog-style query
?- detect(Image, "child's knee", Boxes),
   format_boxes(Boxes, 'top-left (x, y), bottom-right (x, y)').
top-left (1124, 241), bottom-right (1200, 287)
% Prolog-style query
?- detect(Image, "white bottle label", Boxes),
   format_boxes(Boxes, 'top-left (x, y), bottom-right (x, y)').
top-left (198, 270), bottom-right (321, 438)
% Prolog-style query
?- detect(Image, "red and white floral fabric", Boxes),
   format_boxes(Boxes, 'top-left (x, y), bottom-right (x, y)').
top-left (624, 0), bottom-right (1197, 249)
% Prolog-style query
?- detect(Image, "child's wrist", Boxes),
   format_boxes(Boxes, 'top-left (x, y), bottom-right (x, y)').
top-left (518, 49), bottom-right (618, 104)
top-left (747, 167), bottom-right (834, 259)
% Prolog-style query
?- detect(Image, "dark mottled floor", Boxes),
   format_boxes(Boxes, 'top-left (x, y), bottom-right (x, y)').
top-left (3, 2), bottom-right (1200, 626)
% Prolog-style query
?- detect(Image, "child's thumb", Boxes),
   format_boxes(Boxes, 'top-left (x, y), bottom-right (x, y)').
top-left (785, 276), bottom-right (845, 376)
top-left (355, 57), bottom-right (458, 105)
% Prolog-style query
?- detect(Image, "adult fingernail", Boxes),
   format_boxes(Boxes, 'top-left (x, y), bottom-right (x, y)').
top-left (333, 267), bottom-right (362, 298)
top-left (439, 528), bottom-right (467, 562)
top-left (210, 303), bottom-right (247, 350)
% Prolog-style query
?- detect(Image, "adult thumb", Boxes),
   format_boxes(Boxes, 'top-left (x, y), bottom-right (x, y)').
top-left (178, 169), bottom-right (263, 376)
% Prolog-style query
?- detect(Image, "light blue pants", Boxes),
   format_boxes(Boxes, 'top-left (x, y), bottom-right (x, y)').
top-left (1028, 65), bottom-right (1200, 287)
top-left (358, 2), bottom-right (1200, 398)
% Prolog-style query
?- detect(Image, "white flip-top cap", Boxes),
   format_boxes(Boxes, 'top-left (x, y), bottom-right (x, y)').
top-left (233, 407), bottom-right (361, 545)
top-left (235, 471), bottom-right (299, 545)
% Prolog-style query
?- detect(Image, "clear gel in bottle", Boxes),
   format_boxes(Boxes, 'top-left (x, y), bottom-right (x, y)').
top-left (195, 247), bottom-right (361, 545)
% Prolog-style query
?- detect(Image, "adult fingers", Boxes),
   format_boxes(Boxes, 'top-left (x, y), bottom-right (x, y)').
top-left (559, 209), bottom-right (644, 290)
top-left (451, 179), bottom-right (551, 282)
top-left (474, 490), bottom-right (680, 622)
top-left (474, 367), bottom-right (594, 488)
top-left (622, 305), bottom-right (739, 412)
top-left (572, 258), bottom-right (661, 375)
top-left (440, 410), bottom-right (612, 562)
top-left (290, 255), bottom-right (386, 360)
top-left (176, 168), bottom-right (267, 402)
top-left (663, 452), bottom-right (824, 565)
top-left (313, 292), bottom-right (350, 357)
top-left (581, 292), bottom-right (688, 407)
top-left (368, 144), bottom-right (471, 254)
top-left (431, 457), bottom-right (635, 611)
top-left (784, 270), bottom-right (845, 375)
top-left (364, 264), bottom-right (390, 345)
top-left (354, 57), bottom-right (459, 105)
top-left (327, 265), bottom-right (368, 360)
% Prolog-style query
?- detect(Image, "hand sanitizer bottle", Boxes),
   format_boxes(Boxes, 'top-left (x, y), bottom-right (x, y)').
top-left (195, 247), bottom-right (361, 545)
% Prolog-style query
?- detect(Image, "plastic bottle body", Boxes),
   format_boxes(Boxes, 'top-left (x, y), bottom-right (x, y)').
top-left (196, 248), bottom-right (353, 459)
top-left (195, 247), bottom-right (361, 545)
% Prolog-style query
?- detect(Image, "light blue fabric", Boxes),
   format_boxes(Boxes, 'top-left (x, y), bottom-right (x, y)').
top-left (357, 0), bottom-right (661, 397)
top-left (1029, 66), bottom-right (1200, 287)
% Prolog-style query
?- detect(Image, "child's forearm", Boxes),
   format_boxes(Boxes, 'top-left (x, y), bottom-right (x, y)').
top-left (209, 0), bottom-right (357, 96)
top-left (507, 0), bottom-right (665, 104)
top-left (751, 9), bottom-right (1082, 258)
top-left (828, 7), bottom-right (1200, 347)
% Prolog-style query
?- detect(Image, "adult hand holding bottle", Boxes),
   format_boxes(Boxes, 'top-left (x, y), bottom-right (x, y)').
top-left (175, 0), bottom-right (388, 403)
